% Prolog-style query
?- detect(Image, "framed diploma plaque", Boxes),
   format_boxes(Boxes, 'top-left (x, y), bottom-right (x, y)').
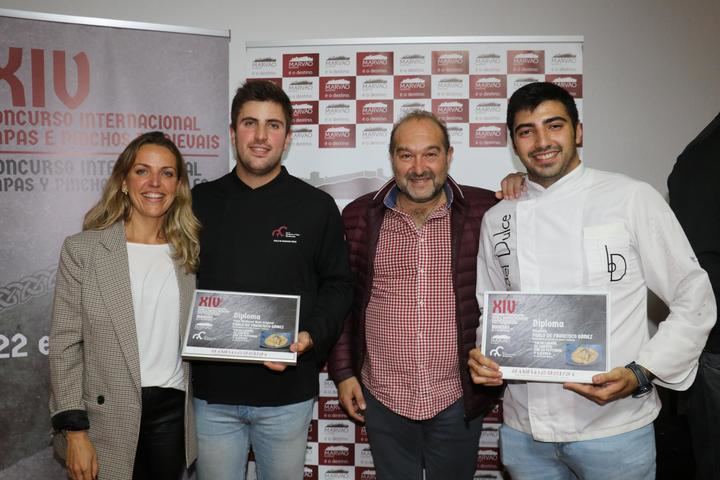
top-left (182, 289), bottom-right (300, 364)
top-left (480, 292), bottom-right (609, 383)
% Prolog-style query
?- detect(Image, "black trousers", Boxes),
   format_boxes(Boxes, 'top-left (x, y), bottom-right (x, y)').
top-left (685, 352), bottom-right (720, 480)
top-left (363, 389), bottom-right (483, 480)
top-left (132, 387), bottom-right (186, 480)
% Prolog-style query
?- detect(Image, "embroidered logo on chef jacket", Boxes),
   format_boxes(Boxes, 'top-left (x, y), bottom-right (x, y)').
top-left (584, 223), bottom-right (630, 286)
top-left (271, 225), bottom-right (301, 244)
top-left (604, 245), bottom-right (626, 282)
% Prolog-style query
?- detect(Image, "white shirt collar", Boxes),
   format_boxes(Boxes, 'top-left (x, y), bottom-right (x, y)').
top-left (526, 162), bottom-right (586, 198)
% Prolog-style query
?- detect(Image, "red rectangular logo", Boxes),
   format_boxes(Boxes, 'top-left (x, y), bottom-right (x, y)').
top-left (432, 99), bottom-right (469, 123)
top-left (318, 444), bottom-right (355, 466)
top-left (469, 75), bottom-right (507, 99)
top-left (283, 53), bottom-right (319, 77)
top-left (320, 77), bottom-right (356, 100)
top-left (356, 468), bottom-right (377, 480)
top-left (432, 50), bottom-right (469, 74)
top-left (476, 447), bottom-right (501, 470)
top-left (355, 425), bottom-right (369, 443)
top-left (357, 51), bottom-right (394, 75)
top-left (319, 124), bottom-right (356, 148)
top-left (470, 123), bottom-right (507, 147)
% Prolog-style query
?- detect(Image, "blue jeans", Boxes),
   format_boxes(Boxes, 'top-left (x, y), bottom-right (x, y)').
top-left (193, 397), bottom-right (314, 480)
top-left (500, 423), bottom-right (656, 480)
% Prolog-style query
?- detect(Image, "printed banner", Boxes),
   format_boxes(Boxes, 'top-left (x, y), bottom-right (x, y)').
top-left (247, 36), bottom-right (584, 480)
top-left (0, 11), bottom-right (229, 476)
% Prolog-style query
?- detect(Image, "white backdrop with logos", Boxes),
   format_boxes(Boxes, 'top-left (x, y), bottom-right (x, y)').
top-left (245, 36), bottom-right (583, 480)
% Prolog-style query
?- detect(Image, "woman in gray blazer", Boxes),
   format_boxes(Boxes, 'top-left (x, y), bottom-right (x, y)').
top-left (49, 131), bottom-right (200, 480)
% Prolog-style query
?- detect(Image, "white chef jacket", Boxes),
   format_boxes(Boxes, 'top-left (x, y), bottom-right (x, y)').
top-left (476, 163), bottom-right (715, 442)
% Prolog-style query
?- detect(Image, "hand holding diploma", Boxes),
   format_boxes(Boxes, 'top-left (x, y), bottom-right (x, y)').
top-left (563, 366), bottom-right (639, 405)
top-left (468, 348), bottom-right (504, 386)
top-left (264, 331), bottom-right (313, 372)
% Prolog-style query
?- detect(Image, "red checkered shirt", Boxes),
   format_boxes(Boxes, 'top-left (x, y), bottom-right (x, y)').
top-left (361, 187), bottom-right (462, 420)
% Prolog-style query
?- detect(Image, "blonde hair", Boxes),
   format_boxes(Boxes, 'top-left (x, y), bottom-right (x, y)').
top-left (83, 131), bottom-right (200, 272)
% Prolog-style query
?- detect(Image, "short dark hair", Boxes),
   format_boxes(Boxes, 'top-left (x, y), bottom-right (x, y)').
top-left (389, 110), bottom-right (450, 154)
top-left (506, 82), bottom-right (579, 140)
top-left (230, 80), bottom-right (293, 133)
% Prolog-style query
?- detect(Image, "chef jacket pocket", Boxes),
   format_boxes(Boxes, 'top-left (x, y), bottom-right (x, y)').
top-left (583, 223), bottom-right (631, 287)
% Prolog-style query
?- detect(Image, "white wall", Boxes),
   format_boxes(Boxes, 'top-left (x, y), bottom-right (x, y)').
top-left (2, 0), bottom-right (718, 194)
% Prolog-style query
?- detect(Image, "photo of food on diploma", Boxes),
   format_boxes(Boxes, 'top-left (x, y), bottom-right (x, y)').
top-left (182, 289), bottom-right (300, 364)
top-left (480, 292), bottom-right (609, 383)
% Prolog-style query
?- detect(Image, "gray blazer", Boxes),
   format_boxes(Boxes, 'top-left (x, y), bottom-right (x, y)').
top-left (49, 221), bottom-right (197, 480)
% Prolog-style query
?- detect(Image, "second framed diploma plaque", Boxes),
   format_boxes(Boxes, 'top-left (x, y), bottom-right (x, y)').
top-left (480, 292), bottom-right (609, 383)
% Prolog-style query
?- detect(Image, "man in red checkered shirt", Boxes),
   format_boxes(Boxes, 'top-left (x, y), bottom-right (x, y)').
top-left (327, 111), bottom-right (502, 479)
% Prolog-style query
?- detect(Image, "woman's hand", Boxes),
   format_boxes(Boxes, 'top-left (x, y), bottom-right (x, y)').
top-left (65, 431), bottom-right (98, 480)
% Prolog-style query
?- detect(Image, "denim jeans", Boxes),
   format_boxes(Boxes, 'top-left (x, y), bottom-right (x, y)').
top-left (500, 423), bottom-right (656, 480)
top-left (193, 397), bottom-right (314, 480)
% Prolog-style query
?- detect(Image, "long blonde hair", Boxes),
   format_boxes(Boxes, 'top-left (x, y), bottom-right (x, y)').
top-left (83, 131), bottom-right (200, 272)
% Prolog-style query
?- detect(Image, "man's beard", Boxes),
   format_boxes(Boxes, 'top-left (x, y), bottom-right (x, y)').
top-left (398, 172), bottom-right (444, 203)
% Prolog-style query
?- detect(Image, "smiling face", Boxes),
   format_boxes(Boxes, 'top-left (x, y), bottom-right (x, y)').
top-left (390, 117), bottom-right (452, 207)
top-left (122, 144), bottom-right (179, 223)
top-left (231, 100), bottom-right (291, 188)
top-left (511, 99), bottom-right (583, 188)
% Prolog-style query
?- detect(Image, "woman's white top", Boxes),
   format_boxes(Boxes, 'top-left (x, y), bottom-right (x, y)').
top-left (127, 242), bottom-right (184, 390)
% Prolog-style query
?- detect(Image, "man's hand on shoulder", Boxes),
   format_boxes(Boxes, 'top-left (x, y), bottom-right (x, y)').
top-left (263, 331), bottom-right (314, 372)
top-left (337, 376), bottom-right (366, 423)
top-left (563, 366), bottom-right (640, 405)
top-left (495, 172), bottom-right (527, 200)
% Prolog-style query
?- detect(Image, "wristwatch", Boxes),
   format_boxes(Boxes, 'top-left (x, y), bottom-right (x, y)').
top-left (625, 361), bottom-right (653, 398)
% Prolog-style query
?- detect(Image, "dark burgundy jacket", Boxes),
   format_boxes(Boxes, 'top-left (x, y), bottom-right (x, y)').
top-left (327, 176), bottom-right (503, 420)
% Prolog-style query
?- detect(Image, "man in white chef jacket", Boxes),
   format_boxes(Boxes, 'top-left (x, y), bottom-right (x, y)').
top-left (468, 81), bottom-right (716, 480)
